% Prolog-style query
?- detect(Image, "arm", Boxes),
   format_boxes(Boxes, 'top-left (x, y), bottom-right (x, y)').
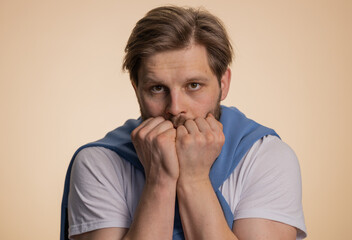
top-left (177, 176), bottom-right (237, 240)
top-left (233, 218), bottom-right (296, 240)
top-left (73, 117), bottom-right (179, 240)
top-left (175, 114), bottom-right (236, 240)
top-left (231, 135), bottom-right (306, 239)
top-left (123, 117), bottom-right (178, 240)
top-left (72, 228), bottom-right (128, 240)
top-left (175, 115), bottom-right (298, 240)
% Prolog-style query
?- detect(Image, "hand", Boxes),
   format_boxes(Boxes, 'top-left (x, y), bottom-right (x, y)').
top-left (175, 113), bottom-right (225, 184)
top-left (131, 117), bottom-right (179, 185)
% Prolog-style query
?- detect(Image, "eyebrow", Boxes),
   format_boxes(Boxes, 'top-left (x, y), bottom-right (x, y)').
top-left (139, 76), bottom-right (164, 86)
top-left (139, 75), bottom-right (210, 86)
top-left (185, 76), bottom-right (210, 83)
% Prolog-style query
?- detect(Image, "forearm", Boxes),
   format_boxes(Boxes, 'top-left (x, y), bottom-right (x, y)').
top-left (123, 179), bottom-right (177, 240)
top-left (176, 178), bottom-right (238, 240)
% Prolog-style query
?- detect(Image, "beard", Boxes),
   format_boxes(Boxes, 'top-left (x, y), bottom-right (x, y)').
top-left (138, 90), bottom-right (222, 128)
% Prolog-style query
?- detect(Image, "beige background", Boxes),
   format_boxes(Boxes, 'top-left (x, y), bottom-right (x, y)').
top-left (1, 0), bottom-right (351, 239)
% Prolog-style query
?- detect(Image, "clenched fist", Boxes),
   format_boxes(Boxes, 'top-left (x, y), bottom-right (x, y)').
top-left (131, 117), bottom-right (179, 185)
top-left (175, 113), bottom-right (225, 184)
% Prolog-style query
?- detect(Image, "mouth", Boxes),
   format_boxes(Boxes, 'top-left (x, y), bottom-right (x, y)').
top-left (169, 115), bottom-right (188, 128)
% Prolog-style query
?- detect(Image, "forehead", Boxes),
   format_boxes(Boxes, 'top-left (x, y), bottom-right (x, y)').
top-left (138, 44), bottom-right (216, 83)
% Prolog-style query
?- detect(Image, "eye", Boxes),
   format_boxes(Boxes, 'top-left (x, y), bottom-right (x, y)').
top-left (188, 83), bottom-right (201, 90)
top-left (150, 85), bottom-right (165, 93)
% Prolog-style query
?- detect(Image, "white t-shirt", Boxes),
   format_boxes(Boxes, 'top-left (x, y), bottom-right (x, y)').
top-left (68, 135), bottom-right (307, 239)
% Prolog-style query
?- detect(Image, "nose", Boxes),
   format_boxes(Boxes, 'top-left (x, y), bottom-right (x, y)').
top-left (166, 89), bottom-right (186, 117)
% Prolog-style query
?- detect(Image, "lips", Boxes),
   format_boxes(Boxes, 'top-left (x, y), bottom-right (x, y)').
top-left (169, 115), bottom-right (188, 128)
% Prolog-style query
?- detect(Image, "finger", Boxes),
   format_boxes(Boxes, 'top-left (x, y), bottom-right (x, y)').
top-left (150, 120), bottom-right (175, 136)
top-left (183, 119), bottom-right (199, 134)
top-left (206, 113), bottom-right (223, 132)
top-left (132, 116), bottom-right (165, 138)
top-left (134, 117), bottom-right (154, 132)
top-left (176, 125), bottom-right (188, 138)
top-left (194, 117), bottom-right (211, 133)
top-left (141, 116), bottom-right (165, 130)
top-left (132, 118), bottom-right (153, 139)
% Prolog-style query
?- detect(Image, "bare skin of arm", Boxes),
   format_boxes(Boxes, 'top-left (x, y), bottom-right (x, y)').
top-left (175, 114), bottom-right (297, 240)
top-left (124, 117), bottom-right (179, 240)
top-left (73, 115), bottom-right (297, 240)
top-left (175, 114), bottom-right (237, 240)
top-left (73, 117), bottom-right (179, 240)
top-left (233, 218), bottom-right (297, 240)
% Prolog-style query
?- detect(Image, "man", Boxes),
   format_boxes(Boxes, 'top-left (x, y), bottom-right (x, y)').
top-left (61, 6), bottom-right (307, 240)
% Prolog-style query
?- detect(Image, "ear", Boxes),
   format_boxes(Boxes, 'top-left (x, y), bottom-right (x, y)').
top-left (131, 80), bottom-right (138, 94)
top-left (220, 68), bottom-right (231, 101)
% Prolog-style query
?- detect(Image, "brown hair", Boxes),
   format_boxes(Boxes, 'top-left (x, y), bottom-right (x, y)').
top-left (122, 6), bottom-right (233, 86)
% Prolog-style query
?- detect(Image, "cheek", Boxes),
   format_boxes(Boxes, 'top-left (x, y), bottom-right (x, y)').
top-left (141, 97), bottom-right (166, 116)
top-left (191, 93), bottom-right (219, 115)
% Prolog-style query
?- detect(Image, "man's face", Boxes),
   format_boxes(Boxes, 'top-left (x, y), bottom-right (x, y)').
top-left (133, 44), bottom-right (230, 127)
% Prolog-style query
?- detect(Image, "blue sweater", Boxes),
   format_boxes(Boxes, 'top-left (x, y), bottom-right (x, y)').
top-left (60, 106), bottom-right (279, 239)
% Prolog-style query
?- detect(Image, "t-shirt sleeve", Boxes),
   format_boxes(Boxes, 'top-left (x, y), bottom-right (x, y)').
top-left (234, 136), bottom-right (307, 239)
top-left (67, 147), bottom-right (132, 238)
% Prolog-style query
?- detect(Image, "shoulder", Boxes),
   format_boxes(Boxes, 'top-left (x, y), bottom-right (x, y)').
top-left (243, 135), bottom-right (301, 177)
top-left (235, 135), bottom-right (303, 202)
top-left (221, 135), bottom-right (307, 238)
top-left (70, 146), bottom-right (134, 189)
top-left (73, 146), bottom-right (130, 173)
top-left (221, 135), bottom-right (302, 200)
top-left (70, 146), bottom-right (145, 202)
top-left (68, 147), bottom-right (134, 237)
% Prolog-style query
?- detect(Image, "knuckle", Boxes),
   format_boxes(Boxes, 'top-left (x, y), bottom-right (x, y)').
top-left (185, 119), bottom-right (194, 125)
top-left (131, 129), bottom-right (137, 140)
top-left (205, 132), bottom-right (215, 142)
top-left (155, 134), bottom-right (165, 144)
top-left (166, 120), bottom-right (174, 129)
top-left (155, 132), bottom-right (172, 146)
top-left (146, 132), bottom-right (155, 143)
top-left (195, 134), bottom-right (205, 144)
top-left (194, 117), bottom-right (203, 123)
top-left (138, 128), bottom-right (149, 139)
top-left (132, 130), bottom-right (144, 143)
top-left (179, 134), bottom-right (192, 146)
top-left (217, 133), bottom-right (225, 146)
top-left (154, 116), bottom-right (165, 123)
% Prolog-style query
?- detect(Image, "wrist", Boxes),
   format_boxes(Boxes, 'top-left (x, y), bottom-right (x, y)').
top-left (177, 175), bottom-right (211, 193)
top-left (145, 173), bottom-right (178, 189)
